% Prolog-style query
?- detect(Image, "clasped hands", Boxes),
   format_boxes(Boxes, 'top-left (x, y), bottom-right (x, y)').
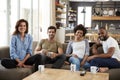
top-left (17, 61), bottom-right (32, 68)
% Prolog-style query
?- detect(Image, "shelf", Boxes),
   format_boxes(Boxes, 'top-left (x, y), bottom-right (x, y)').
top-left (69, 10), bottom-right (77, 13)
top-left (56, 4), bottom-right (64, 8)
top-left (68, 9), bottom-right (77, 27)
top-left (65, 32), bottom-right (120, 42)
top-left (56, 17), bottom-right (65, 19)
top-left (56, 10), bottom-right (66, 14)
top-left (68, 20), bottom-right (76, 22)
top-left (92, 16), bottom-right (120, 20)
top-left (55, 1), bottom-right (66, 28)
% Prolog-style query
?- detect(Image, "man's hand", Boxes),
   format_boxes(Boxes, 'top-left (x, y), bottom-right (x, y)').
top-left (87, 55), bottom-right (96, 61)
top-left (40, 49), bottom-right (48, 55)
top-left (50, 52), bottom-right (57, 59)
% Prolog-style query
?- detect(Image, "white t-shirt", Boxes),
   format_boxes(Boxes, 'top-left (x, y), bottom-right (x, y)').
top-left (102, 37), bottom-right (120, 61)
top-left (72, 40), bottom-right (85, 58)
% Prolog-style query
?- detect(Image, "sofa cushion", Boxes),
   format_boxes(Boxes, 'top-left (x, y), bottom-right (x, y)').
top-left (0, 60), bottom-right (34, 80)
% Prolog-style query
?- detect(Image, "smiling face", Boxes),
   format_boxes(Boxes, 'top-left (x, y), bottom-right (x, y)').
top-left (18, 22), bottom-right (27, 34)
top-left (13, 19), bottom-right (28, 35)
top-left (74, 30), bottom-right (83, 39)
top-left (47, 29), bottom-right (56, 39)
top-left (98, 28), bottom-right (108, 41)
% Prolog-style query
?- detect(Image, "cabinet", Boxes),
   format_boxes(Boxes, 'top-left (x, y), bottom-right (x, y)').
top-left (68, 10), bottom-right (77, 28)
top-left (55, 3), bottom-right (66, 28)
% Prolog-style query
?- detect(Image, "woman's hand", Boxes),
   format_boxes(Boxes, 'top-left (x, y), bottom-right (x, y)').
top-left (17, 61), bottom-right (24, 67)
top-left (72, 54), bottom-right (78, 58)
top-left (80, 61), bottom-right (85, 67)
top-left (66, 54), bottom-right (72, 57)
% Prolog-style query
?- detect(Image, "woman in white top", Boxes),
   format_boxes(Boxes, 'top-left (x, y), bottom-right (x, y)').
top-left (66, 24), bottom-right (90, 71)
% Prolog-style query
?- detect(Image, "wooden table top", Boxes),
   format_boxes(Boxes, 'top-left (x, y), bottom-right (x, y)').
top-left (23, 68), bottom-right (109, 80)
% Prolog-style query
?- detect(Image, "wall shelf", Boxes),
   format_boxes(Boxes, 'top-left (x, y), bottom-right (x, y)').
top-left (56, 17), bottom-right (65, 19)
top-left (55, 1), bottom-right (67, 28)
top-left (56, 10), bottom-right (66, 14)
top-left (92, 16), bottom-right (120, 21)
top-left (56, 4), bottom-right (65, 8)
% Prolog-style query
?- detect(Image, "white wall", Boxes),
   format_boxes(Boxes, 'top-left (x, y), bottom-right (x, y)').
top-left (56, 28), bottom-right (65, 43)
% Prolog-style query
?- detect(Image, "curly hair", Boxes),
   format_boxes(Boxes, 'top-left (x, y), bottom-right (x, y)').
top-left (73, 24), bottom-right (87, 36)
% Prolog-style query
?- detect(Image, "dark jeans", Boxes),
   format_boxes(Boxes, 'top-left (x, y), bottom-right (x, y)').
top-left (41, 54), bottom-right (66, 69)
top-left (90, 58), bottom-right (120, 69)
top-left (1, 54), bottom-right (42, 71)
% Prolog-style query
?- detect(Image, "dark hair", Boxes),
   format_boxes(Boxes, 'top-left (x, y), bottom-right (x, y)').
top-left (13, 19), bottom-right (28, 35)
top-left (47, 26), bottom-right (56, 32)
top-left (73, 24), bottom-right (87, 36)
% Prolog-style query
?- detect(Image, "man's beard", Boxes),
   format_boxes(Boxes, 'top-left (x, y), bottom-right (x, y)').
top-left (99, 36), bottom-right (108, 41)
top-left (49, 35), bottom-right (54, 38)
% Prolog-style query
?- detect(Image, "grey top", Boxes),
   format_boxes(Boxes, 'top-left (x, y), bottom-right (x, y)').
top-left (66, 39), bottom-right (90, 56)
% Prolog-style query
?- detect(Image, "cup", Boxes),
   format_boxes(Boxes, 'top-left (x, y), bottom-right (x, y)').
top-left (90, 66), bottom-right (99, 74)
top-left (38, 65), bottom-right (44, 72)
top-left (70, 64), bottom-right (76, 72)
top-left (47, 52), bottom-right (53, 57)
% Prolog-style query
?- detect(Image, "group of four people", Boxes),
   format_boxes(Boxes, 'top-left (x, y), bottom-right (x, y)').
top-left (1, 19), bottom-right (120, 72)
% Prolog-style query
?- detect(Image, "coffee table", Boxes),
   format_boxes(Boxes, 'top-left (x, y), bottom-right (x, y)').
top-left (23, 68), bottom-right (109, 80)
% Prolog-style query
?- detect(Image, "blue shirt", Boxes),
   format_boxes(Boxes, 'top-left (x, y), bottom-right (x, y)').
top-left (10, 34), bottom-right (33, 61)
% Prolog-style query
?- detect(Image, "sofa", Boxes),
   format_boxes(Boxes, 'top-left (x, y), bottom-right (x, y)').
top-left (0, 42), bottom-right (120, 80)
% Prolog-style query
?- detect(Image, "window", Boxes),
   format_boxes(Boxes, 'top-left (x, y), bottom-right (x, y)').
top-left (0, 0), bottom-right (54, 47)
top-left (39, 0), bottom-right (51, 39)
top-left (0, 0), bottom-right (7, 46)
top-left (78, 6), bottom-right (92, 27)
top-left (0, 0), bottom-right (40, 46)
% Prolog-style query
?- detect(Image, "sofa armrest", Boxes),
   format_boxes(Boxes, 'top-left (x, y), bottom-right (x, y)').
top-left (0, 46), bottom-right (10, 59)
top-left (107, 69), bottom-right (120, 80)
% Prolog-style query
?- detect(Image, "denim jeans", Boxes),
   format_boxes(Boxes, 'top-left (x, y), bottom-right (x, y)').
top-left (90, 58), bottom-right (120, 69)
top-left (69, 56), bottom-right (90, 71)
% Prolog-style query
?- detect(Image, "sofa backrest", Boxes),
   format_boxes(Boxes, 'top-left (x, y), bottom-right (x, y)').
top-left (0, 46), bottom-right (10, 59)
top-left (0, 41), bottom-right (104, 59)
top-left (62, 43), bottom-right (68, 54)
top-left (32, 41), bottom-right (38, 54)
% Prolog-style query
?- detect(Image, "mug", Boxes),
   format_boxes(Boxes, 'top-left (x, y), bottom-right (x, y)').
top-left (90, 66), bottom-right (99, 74)
top-left (38, 65), bottom-right (45, 72)
top-left (70, 64), bottom-right (76, 72)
